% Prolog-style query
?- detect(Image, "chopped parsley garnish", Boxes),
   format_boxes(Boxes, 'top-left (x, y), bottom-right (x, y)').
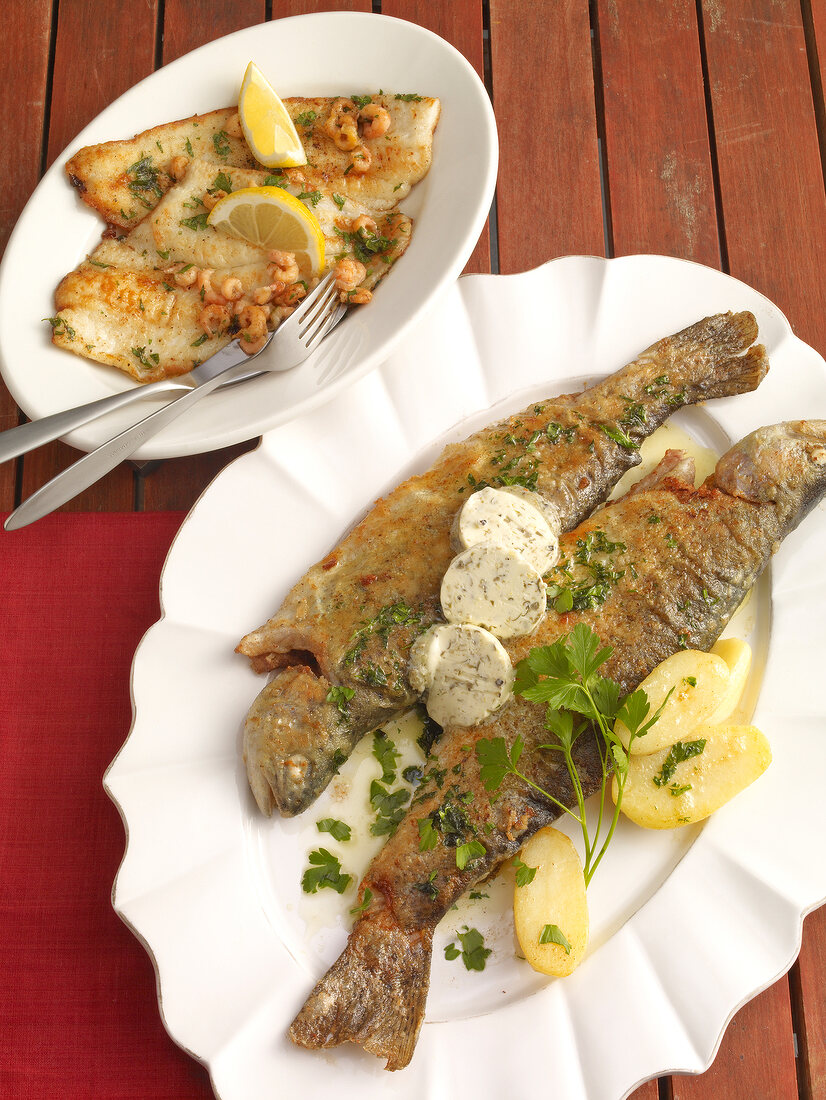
top-left (332, 193), bottom-right (346, 210)
top-left (326, 684), bottom-right (355, 722)
top-left (455, 840), bottom-right (486, 870)
top-left (316, 818), bottom-right (351, 842)
top-left (652, 738), bottom-right (706, 788)
top-left (395, 92), bottom-right (424, 102)
top-left (416, 709), bottom-right (443, 756)
top-left (372, 730), bottom-right (400, 784)
top-left (185, 137), bottom-right (194, 156)
top-left (263, 173), bottom-right (288, 188)
top-left (350, 887), bottom-right (373, 915)
top-left (126, 155), bottom-right (163, 199)
top-left (131, 346), bottom-right (159, 369)
top-left (418, 816), bottom-right (438, 851)
top-left (684, 676), bottom-right (697, 687)
top-left (334, 225), bottom-right (396, 265)
top-left (369, 780), bottom-right (410, 836)
top-left (295, 109), bottom-right (318, 126)
top-left (444, 927), bottom-right (492, 971)
top-left (298, 189), bottom-right (322, 207)
top-left (545, 421), bottom-right (577, 444)
top-left (88, 258), bottom-right (112, 268)
top-left (212, 129), bottom-right (231, 158)
top-left (301, 848), bottom-right (351, 894)
top-left (210, 171), bottom-right (233, 194)
top-left (351, 94), bottom-right (372, 109)
top-left (402, 764), bottom-right (424, 785)
top-left (190, 334), bottom-right (209, 347)
top-left (343, 601), bottom-right (424, 667)
top-left (180, 212), bottom-right (209, 231)
top-left (43, 315), bottom-right (75, 339)
top-left (600, 423), bottom-right (638, 450)
top-left (539, 924), bottom-right (572, 953)
top-left (513, 856), bottom-right (537, 887)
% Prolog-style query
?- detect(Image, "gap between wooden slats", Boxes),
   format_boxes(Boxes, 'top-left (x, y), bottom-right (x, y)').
top-left (0, 0), bottom-right (53, 511)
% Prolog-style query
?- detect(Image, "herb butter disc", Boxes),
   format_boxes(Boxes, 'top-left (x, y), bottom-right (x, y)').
top-left (409, 623), bottom-right (514, 727)
top-left (451, 485), bottom-right (559, 575)
top-left (441, 544), bottom-right (547, 639)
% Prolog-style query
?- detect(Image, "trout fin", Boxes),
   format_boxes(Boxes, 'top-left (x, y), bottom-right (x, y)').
top-left (289, 909), bottom-right (432, 1071)
top-left (700, 341), bottom-right (769, 400)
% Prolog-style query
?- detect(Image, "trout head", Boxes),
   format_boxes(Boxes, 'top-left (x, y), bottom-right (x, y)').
top-left (713, 420), bottom-right (826, 528)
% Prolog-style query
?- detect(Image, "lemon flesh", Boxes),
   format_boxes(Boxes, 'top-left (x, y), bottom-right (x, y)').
top-left (207, 187), bottom-right (325, 275)
top-left (239, 62), bottom-right (307, 169)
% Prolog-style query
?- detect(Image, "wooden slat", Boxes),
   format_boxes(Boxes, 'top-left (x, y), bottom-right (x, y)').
top-left (0, 0), bottom-right (53, 511)
top-left (489, 0), bottom-right (604, 272)
top-left (139, 440), bottom-right (257, 511)
top-left (794, 907), bottom-right (826, 1098)
top-left (701, 0), bottom-right (826, 356)
top-left (597, 0), bottom-right (720, 265)
top-left (381, 0), bottom-right (491, 274)
top-left (670, 977), bottom-right (798, 1099)
top-left (18, 0), bottom-right (161, 511)
top-left (628, 1080), bottom-right (660, 1100)
top-left (163, 0), bottom-right (266, 64)
top-left (271, 0), bottom-right (372, 14)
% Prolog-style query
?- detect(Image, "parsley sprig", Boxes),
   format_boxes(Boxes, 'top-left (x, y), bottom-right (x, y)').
top-left (476, 624), bottom-right (670, 885)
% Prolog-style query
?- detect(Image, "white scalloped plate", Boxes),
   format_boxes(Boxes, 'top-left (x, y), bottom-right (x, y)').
top-left (0, 12), bottom-right (496, 459)
top-left (105, 255), bottom-right (826, 1100)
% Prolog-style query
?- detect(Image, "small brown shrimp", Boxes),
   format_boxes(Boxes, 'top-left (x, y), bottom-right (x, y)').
top-left (334, 257), bottom-right (367, 293)
top-left (324, 99), bottom-right (359, 151)
top-left (268, 250), bottom-right (300, 284)
top-left (349, 145), bottom-right (371, 174)
top-left (236, 305), bottom-right (268, 339)
top-left (196, 269), bottom-right (222, 305)
top-left (173, 265), bottom-right (198, 289)
top-left (240, 332), bottom-right (268, 356)
top-left (169, 155), bottom-right (190, 181)
top-left (359, 103), bottom-right (391, 139)
top-left (274, 283), bottom-right (307, 308)
top-left (198, 303), bottom-right (230, 336)
top-left (202, 189), bottom-right (228, 211)
top-left (220, 276), bottom-right (244, 302)
top-left (347, 288), bottom-right (373, 305)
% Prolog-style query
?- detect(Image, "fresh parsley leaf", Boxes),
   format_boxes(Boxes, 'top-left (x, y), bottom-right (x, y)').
top-left (212, 130), bottom-right (231, 158)
top-left (326, 684), bottom-right (355, 722)
top-left (418, 816), bottom-right (438, 852)
top-left (295, 109), bottom-right (318, 126)
top-left (332, 193), bottom-right (346, 210)
top-left (43, 315), bottom-right (75, 339)
top-left (190, 334), bottom-right (209, 347)
top-left (539, 924), bottom-right (572, 953)
top-left (350, 887), bottom-right (373, 915)
top-left (475, 734), bottom-right (523, 793)
top-left (317, 818), bottom-right (351, 842)
top-left (455, 840), bottom-right (486, 870)
top-left (395, 92), bottom-right (424, 102)
top-left (131, 346), bottom-right (159, 369)
top-left (301, 848), bottom-right (351, 894)
top-left (444, 942), bottom-right (461, 960)
top-left (513, 857), bottom-right (537, 887)
top-left (372, 730), bottom-right (399, 784)
top-left (351, 94), bottom-right (372, 109)
top-left (298, 189), bottom-right (322, 207)
top-left (263, 173), bottom-right (288, 188)
top-left (445, 927), bottom-right (492, 971)
top-left (369, 780), bottom-right (410, 836)
top-left (180, 212), bottom-right (209, 231)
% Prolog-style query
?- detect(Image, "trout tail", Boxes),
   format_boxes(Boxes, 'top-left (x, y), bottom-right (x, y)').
top-left (289, 908), bottom-right (432, 1071)
top-left (671, 310), bottom-right (769, 401)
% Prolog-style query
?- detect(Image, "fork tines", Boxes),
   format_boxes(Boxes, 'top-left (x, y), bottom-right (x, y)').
top-left (296, 270), bottom-right (341, 347)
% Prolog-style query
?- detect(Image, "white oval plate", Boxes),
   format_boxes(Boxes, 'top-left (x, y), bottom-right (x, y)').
top-left (0, 12), bottom-right (496, 459)
top-left (105, 255), bottom-right (826, 1099)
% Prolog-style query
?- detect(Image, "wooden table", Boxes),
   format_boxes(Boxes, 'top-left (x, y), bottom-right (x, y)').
top-left (1, 2), bottom-right (824, 1097)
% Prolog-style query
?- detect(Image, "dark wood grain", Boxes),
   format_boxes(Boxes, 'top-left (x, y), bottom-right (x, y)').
top-left (628, 1080), bottom-right (660, 1100)
top-left (271, 0), bottom-right (372, 14)
top-left (381, 0), bottom-right (491, 274)
top-left (489, 0), bottom-right (604, 271)
top-left (597, 0), bottom-right (720, 264)
top-left (670, 976), bottom-right (799, 1099)
top-left (0, 0), bottom-right (54, 510)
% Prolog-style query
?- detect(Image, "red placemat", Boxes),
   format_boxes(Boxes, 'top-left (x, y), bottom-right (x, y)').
top-left (0, 512), bottom-right (215, 1100)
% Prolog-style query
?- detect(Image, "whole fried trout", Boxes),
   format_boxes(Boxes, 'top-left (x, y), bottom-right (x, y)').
top-left (240, 312), bottom-right (768, 817)
top-left (239, 312), bottom-right (767, 817)
top-left (288, 420), bottom-right (826, 1070)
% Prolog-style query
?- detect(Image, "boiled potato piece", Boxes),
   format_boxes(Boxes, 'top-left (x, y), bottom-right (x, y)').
top-left (706, 638), bottom-right (752, 724)
top-left (615, 649), bottom-right (730, 755)
top-left (513, 827), bottom-right (588, 976)
top-left (613, 723), bottom-right (771, 829)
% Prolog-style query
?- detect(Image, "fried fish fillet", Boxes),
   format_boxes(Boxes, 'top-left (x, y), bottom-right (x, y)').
top-left (51, 160), bottom-right (411, 382)
top-left (289, 419), bottom-right (826, 1070)
top-left (238, 312), bottom-right (769, 816)
top-left (66, 96), bottom-right (440, 228)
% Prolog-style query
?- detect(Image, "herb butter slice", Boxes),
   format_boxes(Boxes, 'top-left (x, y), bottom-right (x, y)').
top-left (441, 544), bottom-right (547, 639)
top-left (409, 623), bottom-right (513, 727)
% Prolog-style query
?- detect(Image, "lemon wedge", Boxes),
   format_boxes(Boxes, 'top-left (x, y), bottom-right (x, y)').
top-left (239, 61), bottom-right (307, 168)
top-left (207, 187), bottom-right (325, 275)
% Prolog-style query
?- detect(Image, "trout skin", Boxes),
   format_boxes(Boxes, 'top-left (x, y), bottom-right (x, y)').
top-left (289, 421), bottom-right (826, 1070)
top-left (241, 311), bottom-right (768, 817)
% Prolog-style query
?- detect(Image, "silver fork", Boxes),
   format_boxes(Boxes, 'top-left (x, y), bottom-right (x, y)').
top-left (4, 271), bottom-right (345, 531)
